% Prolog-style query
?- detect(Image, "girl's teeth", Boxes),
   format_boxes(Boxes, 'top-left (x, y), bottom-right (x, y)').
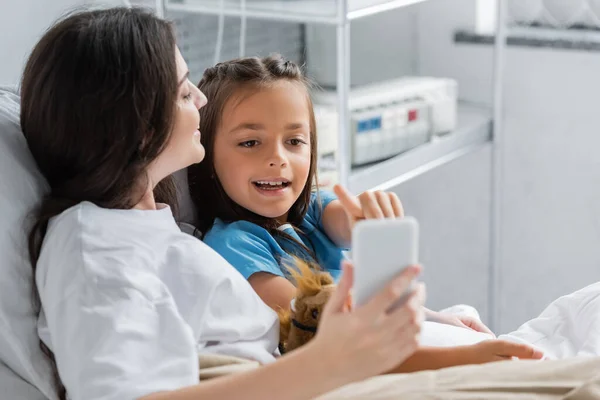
top-left (256, 181), bottom-right (284, 186)
top-left (254, 181), bottom-right (290, 190)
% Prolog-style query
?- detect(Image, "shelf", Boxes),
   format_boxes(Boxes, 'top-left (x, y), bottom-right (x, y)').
top-left (166, 0), bottom-right (432, 25)
top-left (349, 103), bottom-right (492, 193)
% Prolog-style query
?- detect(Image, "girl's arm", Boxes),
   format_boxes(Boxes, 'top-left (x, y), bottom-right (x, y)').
top-left (322, 185), bottom-right (404, 248)
top-left (248, 272), bottom-right (297, 311)
top-left (321, 199), bottom-right (353, 248)
top-left (391, 341), bottom-right (544, 374)
top-left (424, 307), bottom-right (495, 335)
top-left (204, 227), bottom-right (297, 312)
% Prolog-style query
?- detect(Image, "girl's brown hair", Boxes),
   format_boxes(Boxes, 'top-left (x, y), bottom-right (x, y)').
top-left (188, 55), bottom-right (320, 252)
top-left (21, 7), bottom-right (179, 399)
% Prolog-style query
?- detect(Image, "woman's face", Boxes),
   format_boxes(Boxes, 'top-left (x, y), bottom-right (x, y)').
top-left (149, 48), bottom-right (207, 184)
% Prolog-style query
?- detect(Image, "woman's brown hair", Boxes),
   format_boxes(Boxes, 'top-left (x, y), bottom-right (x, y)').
top-left (20, 7), bottom-right (179, 398)
top-left (188, 55), bottom-right (319, 255)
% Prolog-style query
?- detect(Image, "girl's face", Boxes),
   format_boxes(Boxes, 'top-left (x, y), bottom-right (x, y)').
top-left (213, 81), bottom-right (312, 222)
top-left (150, 48), bottom-right (207, 183)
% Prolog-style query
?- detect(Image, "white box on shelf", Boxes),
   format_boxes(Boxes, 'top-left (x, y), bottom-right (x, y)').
top-left (314, 105), bottom-right (338, 156)
top-left (314, 105), bottom-right (339, 188)
top-left (313, 76), bottom-right (457, 166)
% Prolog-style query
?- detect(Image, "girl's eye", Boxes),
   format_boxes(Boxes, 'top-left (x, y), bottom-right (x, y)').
top-left (183, 92), bottom-right (192, 101)
top-left (288, 138), bottom-right (306, 146)
top-left (239, 140), bottom-right (259, 148)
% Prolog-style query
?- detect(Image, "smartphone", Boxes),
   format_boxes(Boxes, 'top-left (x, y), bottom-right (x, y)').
top-left (352, 217), bottom-right (419, 308)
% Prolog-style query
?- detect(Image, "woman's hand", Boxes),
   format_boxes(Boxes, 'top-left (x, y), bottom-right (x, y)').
top-left (465, 340), bottom-right (544, 364)
top-left (333, 185), bottom-right (404, 229)
top-left (426, 309), bottom-right (495, 336)
top-left (310, 261), bottom-right (425, 383)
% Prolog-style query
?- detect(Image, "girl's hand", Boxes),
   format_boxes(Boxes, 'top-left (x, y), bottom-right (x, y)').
top-left (465, 340), bottom-right (544, 364)
top-left (333, 184), bottom-right (403, 229)
top-left (427, 310), bottom-right (495, 336)
top-left (310, 261), bottom-right (426, 383)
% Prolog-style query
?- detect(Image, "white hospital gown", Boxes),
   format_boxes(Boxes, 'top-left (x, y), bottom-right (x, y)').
top-left (35, 202), bottom-right (280, 400)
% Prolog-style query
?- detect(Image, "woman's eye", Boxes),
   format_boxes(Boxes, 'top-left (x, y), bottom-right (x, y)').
top-left (239, 140), bottom-right (259, 148)
top-left (183, 92), bottom-right (192, 100)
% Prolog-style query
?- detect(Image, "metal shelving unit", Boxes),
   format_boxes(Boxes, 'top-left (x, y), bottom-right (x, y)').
top-left (157, 0), bottom-right (507, 329)
top-left (164, 0), bottom-right (432, 24)
top-left (159, 0), bottom-right (496, 190)
top-left (158, 0), bottom-right (501, 192)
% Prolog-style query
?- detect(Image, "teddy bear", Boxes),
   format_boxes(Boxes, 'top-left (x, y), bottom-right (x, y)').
top-left (277, 259), bottom-right (338, 353)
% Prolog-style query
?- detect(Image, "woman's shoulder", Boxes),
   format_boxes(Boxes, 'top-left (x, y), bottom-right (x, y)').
top-left (48, 201), bottom-right (176, 230)
top-left (43, 202), bottom-right (88, 251)
top-left (40, 201), bottom-right (178, 288)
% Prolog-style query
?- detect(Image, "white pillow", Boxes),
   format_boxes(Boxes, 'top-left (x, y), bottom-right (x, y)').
top-left (0, 359), bottom-right (48, 400)
top-left (0, 86), bottom-right (56, 399)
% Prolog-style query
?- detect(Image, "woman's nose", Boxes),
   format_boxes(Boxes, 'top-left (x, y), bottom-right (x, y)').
top-left (195, 88), bottom-right (208, 110)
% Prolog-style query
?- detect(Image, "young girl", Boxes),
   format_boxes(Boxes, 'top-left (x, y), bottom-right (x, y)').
top-left (187, 54), bottom-right (401, 307)
top-left (22, 8), bottom-right (426, 400)
top-left (187, 55), bottom-right (543, 372)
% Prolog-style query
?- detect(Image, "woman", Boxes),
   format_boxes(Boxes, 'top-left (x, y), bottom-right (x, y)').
top-left (21, 7), bottom-right (424, 400)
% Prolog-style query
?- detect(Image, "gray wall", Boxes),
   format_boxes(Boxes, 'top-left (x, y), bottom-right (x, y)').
top-left (305, 6), bottom-right (419, 87)
top-left (305, 0), bottom-right (495, 324)
top-left (0, 0), bottom-right (89, 85)
top-left (0, 0), bottom-right (303, 88)
top-left (391, 147), bottom-right (492, 322)
top-left (418, 0), bottom-right (600, 333)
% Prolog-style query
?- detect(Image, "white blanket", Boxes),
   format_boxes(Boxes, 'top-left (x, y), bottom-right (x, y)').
top-left (421, 282), bottom-right (600, 360)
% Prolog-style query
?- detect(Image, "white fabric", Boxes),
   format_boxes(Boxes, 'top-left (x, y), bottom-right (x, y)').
top-left (36, 201), bottom-right (279, 400)
top-left (0, 86), bottom-right (55, 399)
top-left (421, 283), bottom-right (600, 360)
top-left (499, 281), bottom-right (600, 360)
top-left (419, 304), bottom-right (495, 347)
top-left (0, 359), bottom-right (48, 400)
top-left (420, 322), bottom-right (494, 348)
top-left (439, 304), bottom-right (483, 321)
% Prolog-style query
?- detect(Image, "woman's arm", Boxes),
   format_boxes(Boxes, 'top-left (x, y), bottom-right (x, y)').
top-left (141, 341), bottom-right (349, 400)
top-left (142, 263), bottom-right (426, 400)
